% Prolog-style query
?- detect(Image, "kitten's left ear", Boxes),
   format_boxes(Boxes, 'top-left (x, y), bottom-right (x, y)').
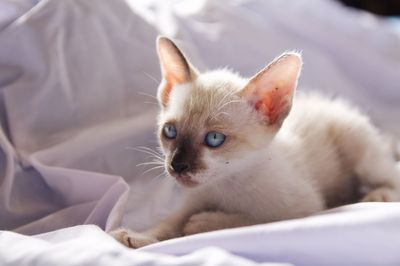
top-left (156, 36), bottom-right (198, 108)
top-left (240, 52), bottom-right (302, 126)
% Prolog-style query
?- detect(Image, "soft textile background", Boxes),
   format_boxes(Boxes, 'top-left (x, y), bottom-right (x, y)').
top-left (0, 0), bottom-right (400, 265)
top-left (1, 0), bottom-right (399, 233)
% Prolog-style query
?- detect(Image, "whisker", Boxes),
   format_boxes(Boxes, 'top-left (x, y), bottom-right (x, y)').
top-left (140, 156), bottom-right (164, 163)
top-left (209, 90), bottom-right (243, 122)
top-left (135, 146), bottom-right (162, 153)
top-left (149, 170), bottom-right (168, 185)
top-left (137, 91), bottom-right (158, 100)
top-left (126, 146), bottom-right (165, 161)
top-left (216, 89), bottom-right (236, 110)
top-left (138, 151), bottom-right (164, 161)
top-left (210, 111), bottom-right (231, 121)
top-left (135, 147), bottom-right (163, 157)
top-left (131, 150), bottom-right (164, 161)
top-left (143, 101), bottom-right (159, 106)
top-left (217, 99), bottom-right (242, 112)
top-left (143, 71), bottom-right (160, 84)
top-left (141, 165), bottom-right (165, 175)
top-left (136, 161), bottom-right (164, 167)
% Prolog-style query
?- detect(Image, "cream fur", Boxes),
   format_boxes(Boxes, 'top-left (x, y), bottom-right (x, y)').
top-left (110, 37), bottom-right (400, 248)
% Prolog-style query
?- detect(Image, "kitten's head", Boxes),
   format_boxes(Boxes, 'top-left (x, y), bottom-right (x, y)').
top-left (155, 37), bottom-right (302, 188)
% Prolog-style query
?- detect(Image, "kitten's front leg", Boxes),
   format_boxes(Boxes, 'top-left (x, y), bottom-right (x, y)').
top-left (110, 213), bottom-right (188, 249)
top-left (110, 228), bottom-right (158, 248)
top-left (110, 199), bottom-right (205, 248)
top-left (110, 218), bottom-right (179, 248)
top-left (183, 211), bottom-right (255, 236)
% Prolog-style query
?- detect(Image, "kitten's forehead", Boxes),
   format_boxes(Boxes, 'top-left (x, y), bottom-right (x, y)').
top-left (162, 69), bottom-right (247, 125)
top-left (196, 70), bottom-right (247, 92)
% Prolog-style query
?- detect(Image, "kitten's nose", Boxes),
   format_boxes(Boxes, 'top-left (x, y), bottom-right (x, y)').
top-left (171, 161), bottom-right (189, 174)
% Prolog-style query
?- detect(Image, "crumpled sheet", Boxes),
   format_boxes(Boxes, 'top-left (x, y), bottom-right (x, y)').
top-left (0, 225), bottom-right (286, 266)
top-left (1, 204), bottom-right (400, 266)
top-left (0, 0), bottom-right (400, 265)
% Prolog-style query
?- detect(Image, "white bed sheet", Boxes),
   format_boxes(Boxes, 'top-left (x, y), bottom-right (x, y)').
top-left (2, 203), bottom-right (400, 266)
top-left (0, 0), bottom-right (399, 265)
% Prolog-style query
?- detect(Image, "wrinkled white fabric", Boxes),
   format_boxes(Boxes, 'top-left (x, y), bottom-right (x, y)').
top-left (0, 0), bottom-right (399, 265)
top-left (1, 225), bottom-right (285, 266)
top-left (144, 203), bottom-right (400, 266)
top-left (1, 203), bottom-right (400, 266)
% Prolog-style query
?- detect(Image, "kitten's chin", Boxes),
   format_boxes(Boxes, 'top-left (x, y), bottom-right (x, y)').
top-left (174, 174), bottom-right (200, 188)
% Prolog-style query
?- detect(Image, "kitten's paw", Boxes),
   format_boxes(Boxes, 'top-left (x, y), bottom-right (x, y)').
top-left (109, 228), bottom-right (158, 248)
top-left (183, 211), bottom-right (223, 236)
top-left (361, 187), bottom-right (400, 202)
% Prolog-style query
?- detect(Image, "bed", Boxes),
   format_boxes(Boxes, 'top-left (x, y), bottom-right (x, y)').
top-left (0, 0), bottom-right (399, 265)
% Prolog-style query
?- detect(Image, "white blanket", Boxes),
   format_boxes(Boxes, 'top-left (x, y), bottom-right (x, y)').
top-left (2, 204), bottom-right (400, 266)
top-left (0, 0), bottom-right (400, 265)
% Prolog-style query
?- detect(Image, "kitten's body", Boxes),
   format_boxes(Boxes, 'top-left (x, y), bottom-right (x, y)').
top-left (111, 37), bottom-right (400, 248)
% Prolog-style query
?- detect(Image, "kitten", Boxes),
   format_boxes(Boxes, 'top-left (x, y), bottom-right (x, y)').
top-left (111, 36), bottom-right (400, 248)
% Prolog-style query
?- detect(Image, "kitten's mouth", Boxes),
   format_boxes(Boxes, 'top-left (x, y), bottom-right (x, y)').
top-left (175, 174), bottom-right (199, 188)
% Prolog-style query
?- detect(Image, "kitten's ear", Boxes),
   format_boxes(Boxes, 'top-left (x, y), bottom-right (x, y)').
top-left (240, 52), bottom-right (302, 126)
top-left (156, 36), bottom-right (197, 107)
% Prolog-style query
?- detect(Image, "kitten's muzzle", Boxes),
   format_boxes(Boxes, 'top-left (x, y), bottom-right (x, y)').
top-left (169, 159), bottom-right (199, 187)
top-left (175, 174), bottom-right (199, 187)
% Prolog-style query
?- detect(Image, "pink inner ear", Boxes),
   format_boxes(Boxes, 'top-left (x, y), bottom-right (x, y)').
top-left (253, 86), bottom-right (293, 125)
top-left (157, 37), bottom-right (192, 106)
top-left (160, 74), bottom-right (184, 106)
top-left (243, 53), bottom-right (301, 125)
top-left (161, 82), bottom-right (173, 106)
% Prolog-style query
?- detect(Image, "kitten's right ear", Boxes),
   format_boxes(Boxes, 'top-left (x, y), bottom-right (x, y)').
top-left (156, 36), bottom-right (197, 108)
top-left (240, 52), bottom-right (302, 126)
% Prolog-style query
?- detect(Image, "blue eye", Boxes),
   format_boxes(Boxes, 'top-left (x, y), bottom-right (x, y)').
top-left (163, 124), bottom-right (177, 139)
top-left (204, 131), bottom-right (226, 148)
